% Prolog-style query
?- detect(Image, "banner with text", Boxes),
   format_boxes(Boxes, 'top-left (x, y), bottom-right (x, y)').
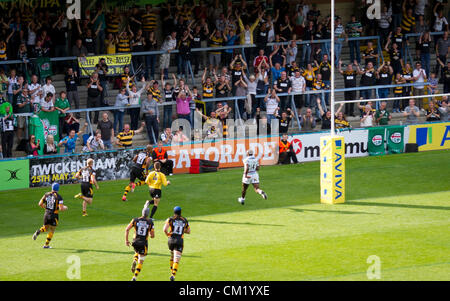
top-left (289, 130), bottom-right (369, 162)
top-left (78, 54), bottom-right (132, 77)
top-left (386, 126), bottom-right (405, 154)
top-left (29, 149), bottom-right (140, 187)
top-left (407, 122), bottom-right (450, 151)
top-left (368, 127), bottom-right (386, 156)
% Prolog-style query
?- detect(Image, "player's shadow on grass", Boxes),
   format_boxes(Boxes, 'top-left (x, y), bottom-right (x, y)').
top-left (189, 219), bottom-right (283, 227)
top-left (55, 248), bottom-right (200, 258)
top-left (289, 208), bottom-right (377, 215)
top-left (344, 201), bottom-right (450, 211)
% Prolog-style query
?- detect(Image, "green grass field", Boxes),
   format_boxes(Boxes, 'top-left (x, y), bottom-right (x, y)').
top-left (0, 150), bottom-right (449, 281)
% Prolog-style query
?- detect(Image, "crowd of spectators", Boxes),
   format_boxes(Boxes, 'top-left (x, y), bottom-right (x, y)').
top-left (0, 0), bottom-right (449, 158)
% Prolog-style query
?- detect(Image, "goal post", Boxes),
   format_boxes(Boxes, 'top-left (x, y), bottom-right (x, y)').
top-left (319, 0), bottom-right (346, 204)
top-left (320, 136), bottom-right (345, 204)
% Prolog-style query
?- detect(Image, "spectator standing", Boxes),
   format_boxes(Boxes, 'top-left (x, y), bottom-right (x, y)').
top-left (412, 62), bottom-right (427, 102)
top-left (438, 99), bottom-right (448, 122)
top-left (425, 101), bottom-right (441, 122)
top-left (176, 91), bottom-right (192, 123)
top-left (360, 105), bottom-right (374, 128)
top-left (435, 32), bottom-right (449, 79)
top-left (87, 73), bottom-right (103, 124)
top-left (273, 70), bottom-right (292, 110)
top-left (64, 68), bottom-right (80, 116)
top-left (437, 59), bottom-right (450, 94)
top-left (264, 88), bottom-right (280, 128)
top-left (58, 122), bottom-right (87, 154)
top-left (300, 108), bottom-right (316, 131)
top-left (358, 62), bottom-right (377, 100)
top-left (418, 31), bottom-right (432, 77)
top-left (376, 62), bottom-right (394, 101)
top-left (375, 101), bottom-right (392, 125)
top-left (377, 5), bottom-right (392, 48)
top-left (97, 112), bottom-right (114, 149)
top-left (403, 99), bottom-right (421, 124)
top-left (113, 88), bottom-right (129, 135)
top-left (317, 54), bottom-right (331, 106)
top-left (160, 31), bottom-right (177, 80)
top-left (316, 97), bottom-right (331, 130)
top-left (96, 58), bottom-right (109, 107)
top-left (127, 78), bottom-right (148, 131)
top-left (0, 105), bottom-right (15, 158)
top-left (115, 122), bottom-right (146, 148)
top-left (338, 60), bottom-right (359, 116)
top-left (141, 93), bottom-right (160, 145)
top-left (54, 91), bottom-right (70, 140)
top-left (346, 15), bottom-right (363, 64)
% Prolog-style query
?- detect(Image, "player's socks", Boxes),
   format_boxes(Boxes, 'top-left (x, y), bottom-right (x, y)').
top-left (130, 182), bottom-right (136, 193)
top-left (39, 226), bottom-right (47, 233)
top-left (172, 262), bottom-right (179, 276)
top-left (45, 232), bottom-right (53, 246)
top-left (32, 229), bottom-right (41, 240)
top-left (134, 263), bottom-right (143, 277)
top-left (136, 181), bottom-right (145, 187)
top-left (123, 185), bottom-right (131, 198)
top-left (256, 189), bottom-right (267, 199)
top-left (74, 193), bottom-right (82, 199)
top-left (150, 205), bottom-right (158, 218)
top-left (170, 260), bottom-right (174, 273)
top-left (82, 210), bottom-right (88, 217)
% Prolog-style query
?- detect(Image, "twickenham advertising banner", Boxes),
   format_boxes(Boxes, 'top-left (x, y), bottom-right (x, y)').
top-left (29, 149), bottom-right (140, 187)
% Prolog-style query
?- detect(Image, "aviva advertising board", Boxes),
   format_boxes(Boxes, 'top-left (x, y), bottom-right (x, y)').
top-left (320, 136), bottom-right (345, 204)
top-left (408, 122), bottom-right (450, 151)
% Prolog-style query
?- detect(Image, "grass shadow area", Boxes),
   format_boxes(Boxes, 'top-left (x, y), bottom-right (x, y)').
top-left (54, 248), bottom-right (201, 258)
top-left (344, 201), bottom-right (450, 211)
top-left (188, 219), bottom-right (284, 227)
top-left (288, 208), bottom-right (378, 215)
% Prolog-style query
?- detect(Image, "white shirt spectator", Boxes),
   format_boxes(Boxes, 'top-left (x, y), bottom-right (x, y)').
top-left (266, 96), bottom-right (278, 115)
top-left (40, 98), bottom-right (54, 111)
top-left (413, 68), bottom-right (426, 89)
top-left (28, 82), bottom-right (41, 98)
top-left (42, 83), bottom-right (56, 99)
top-left (82, 135), bottom-right (104, 152)
top-left (290, 75), bottom-right (306, 93)
top-left (360, 113), bottom-right (374, 127)
top-left (433, 13), bottom-right (448, 32)
top-left (286, 45), bottom-right (298, 65)
top-left (126, 84), bottom-right (147, 105)
top-left (415, 0), bottom-right (427, 16)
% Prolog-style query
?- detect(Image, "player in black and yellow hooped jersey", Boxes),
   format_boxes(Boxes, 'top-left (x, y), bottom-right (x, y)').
top-left (74, 158), bottom-right (99, 216)
top-left (145, 162), bottom-right (171, 220)
top-left (163, 206), bottom-right (190, 281)
top-left (125, 201), bottom-right (155, 281)
top-left (122, 145), bottom-right (153, 202)
top-left (32, 183), bottom-right (68, 248)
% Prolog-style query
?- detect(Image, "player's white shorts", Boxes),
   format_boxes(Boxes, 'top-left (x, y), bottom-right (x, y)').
top-left (242, 172), bottom-right (259, 184)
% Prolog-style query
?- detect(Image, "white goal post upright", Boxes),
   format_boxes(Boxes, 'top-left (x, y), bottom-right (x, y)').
top-left (319, 0), bottom-right (346, 204)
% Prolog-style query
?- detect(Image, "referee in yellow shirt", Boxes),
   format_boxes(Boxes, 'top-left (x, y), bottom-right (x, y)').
top-left (145, 162), bottom-right (171, 219)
